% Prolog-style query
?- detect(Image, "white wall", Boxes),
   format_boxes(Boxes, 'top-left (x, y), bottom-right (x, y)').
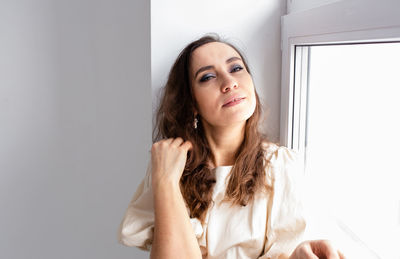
top-left (151, 0), bottom-right (287, 142)
top-left (1, 0), bottom-right (288, 258)
top-left (0, 0), bottom-right (150, 258)
top-left (287, 0), bottom-right (342, 13)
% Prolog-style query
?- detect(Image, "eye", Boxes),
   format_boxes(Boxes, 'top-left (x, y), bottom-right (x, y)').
top-left (199, 73), bottom-right (215, 82)
top-left (230, 64), bottom-right (243, 73)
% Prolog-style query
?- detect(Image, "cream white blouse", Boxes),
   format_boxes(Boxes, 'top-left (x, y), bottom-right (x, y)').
top-left (118, 144), bottom-right (307, 258)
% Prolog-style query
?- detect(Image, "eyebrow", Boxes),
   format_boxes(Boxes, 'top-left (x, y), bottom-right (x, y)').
top-left (194, 56), bottom-right (242, 79)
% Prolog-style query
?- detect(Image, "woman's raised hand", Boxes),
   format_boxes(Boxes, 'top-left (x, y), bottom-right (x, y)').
top-left (150, 138), bottom-right (201, 259)
top-left (151, 138), bottom-right (193, 190)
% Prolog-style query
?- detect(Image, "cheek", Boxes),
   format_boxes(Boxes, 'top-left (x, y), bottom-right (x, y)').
top-left (246, 82), bottom-right (257, 113)
top-left (193, 89), bottom-right (216, 111)
top-left (197, 93), bottom-right (216, 116)
top-left (193, 89), bottom-right (213, 114)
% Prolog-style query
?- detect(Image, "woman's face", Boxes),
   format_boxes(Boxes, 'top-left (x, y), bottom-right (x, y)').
top-left (190, 42), bottom-right (256, 129)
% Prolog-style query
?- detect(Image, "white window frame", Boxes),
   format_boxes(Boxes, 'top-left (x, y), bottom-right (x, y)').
top-left (280, 0), bottom-right (400, 150)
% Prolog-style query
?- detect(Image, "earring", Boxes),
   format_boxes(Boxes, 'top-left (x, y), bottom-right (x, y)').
top-left (193, 117), bottom-right (198, 129)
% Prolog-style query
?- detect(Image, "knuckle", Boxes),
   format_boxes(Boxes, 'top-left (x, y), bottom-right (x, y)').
top-left (160, 140), bottom-right (168, 147)
top-left (152, 139), bottom-right (168, 150)
top-left (322, 239), bottom-right (333, 248)
top-left (299, 245), bottom-right (307, 252)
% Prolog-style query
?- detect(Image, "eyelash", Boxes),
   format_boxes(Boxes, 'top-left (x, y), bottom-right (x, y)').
top-left (200, 74), bottom-right (215, 82)
top-left (199, 64), bottom-right (244, 82)
top-left (230, 64), bottom-right (243, 73)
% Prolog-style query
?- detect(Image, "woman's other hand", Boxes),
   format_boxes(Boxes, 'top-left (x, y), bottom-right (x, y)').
top-left (289, 240), bottom-right (345, 259)
top-left (151, 137), bottom-right (193, 190)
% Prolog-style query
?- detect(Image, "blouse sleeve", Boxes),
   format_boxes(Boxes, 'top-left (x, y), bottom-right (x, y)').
top-left (260, 146), bottom-right (307, 259)
top-left (118, 163), bottom-right (154, 251)
top-left (117, 163), bottom-right (205, 252)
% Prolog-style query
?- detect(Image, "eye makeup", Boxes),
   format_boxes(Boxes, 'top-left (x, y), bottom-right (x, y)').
top-left (200, 73), bottom-right (216, 82)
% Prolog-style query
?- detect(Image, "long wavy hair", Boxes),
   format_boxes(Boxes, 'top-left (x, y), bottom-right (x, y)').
top-left (154, 34), bottom-right (272, 222)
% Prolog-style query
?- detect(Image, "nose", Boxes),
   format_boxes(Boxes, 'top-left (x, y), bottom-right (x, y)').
top-left (220, 74), bottom-right (238, 93)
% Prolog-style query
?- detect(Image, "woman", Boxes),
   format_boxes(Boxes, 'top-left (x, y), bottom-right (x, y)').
top-left (118, 34), bottom-right (344, 259)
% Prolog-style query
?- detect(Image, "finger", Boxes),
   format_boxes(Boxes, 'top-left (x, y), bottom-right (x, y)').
top-left (171, 137), bottom-right (184, 147)
top-left (325, 243), bottom-right (341, 259)
top-left (312, 240), bottom-right (340, 259)
top-left (302, 244), bottom-right (320, 259)
top-left (338, 250), bottom-right (346, 259)
top-left (180, 140), bottom-right (193, 151)
top-left (163, 138), bottom-right (174, 145)
top-left (326, 253), bottom-right (340, 259)
top-left (325, 249), bottom-right (340, 259)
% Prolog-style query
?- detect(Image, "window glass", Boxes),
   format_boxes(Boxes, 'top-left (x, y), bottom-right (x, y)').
top-left (302, 42), bottom-right (400, 258)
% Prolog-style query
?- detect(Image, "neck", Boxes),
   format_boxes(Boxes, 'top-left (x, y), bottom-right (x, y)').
top-left (202, 121), bottom-right (246, 167)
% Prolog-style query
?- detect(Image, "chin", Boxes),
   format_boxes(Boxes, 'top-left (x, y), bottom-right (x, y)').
top-left (205, 103), bottom-right (256, 127)
top-left (223, 109), bottom-right (255, 126)
top-left (240, 103), bottom-right (256, 120)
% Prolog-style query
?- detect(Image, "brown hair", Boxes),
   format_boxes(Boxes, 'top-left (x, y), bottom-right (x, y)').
top-left (154, 34), bottom-right (272, 222)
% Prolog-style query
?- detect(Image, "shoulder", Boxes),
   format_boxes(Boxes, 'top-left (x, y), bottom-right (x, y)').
top-left (261, 142), bottom-right (305, 187)
top-left (262, 142), bottom-right (301, 167)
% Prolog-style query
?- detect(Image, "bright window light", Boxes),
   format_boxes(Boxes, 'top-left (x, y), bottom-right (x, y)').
top-left (298, 42), bottom-right (400, 259)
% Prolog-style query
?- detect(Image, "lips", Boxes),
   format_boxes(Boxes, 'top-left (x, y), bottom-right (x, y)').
top-left (222, 96), bottom-right (246, 107)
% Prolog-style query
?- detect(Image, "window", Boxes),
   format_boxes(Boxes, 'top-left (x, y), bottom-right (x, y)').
top-left (298, 42), bottom-right (400, 258)
top-left (281, 0), bottom-right (400, 258)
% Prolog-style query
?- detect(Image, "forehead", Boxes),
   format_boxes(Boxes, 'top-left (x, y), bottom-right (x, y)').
top-left (191, 42), bottom-right (241, 69)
